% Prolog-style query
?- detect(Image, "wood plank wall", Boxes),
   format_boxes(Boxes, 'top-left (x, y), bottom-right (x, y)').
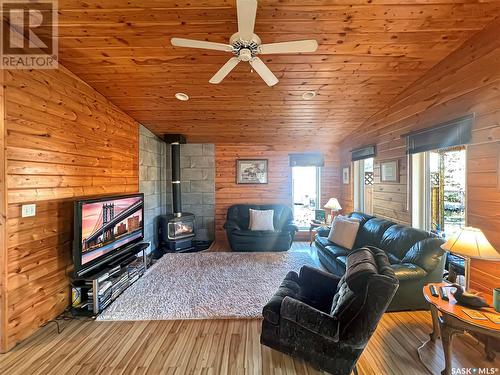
top-left (0, 66), bottom-right (140, 352)
top-left (338, 17), bottom-right (500, 294)
top-left (215, 144), bottom-right (340, 242)
top-left (0, 69), bottom-right (7, 353)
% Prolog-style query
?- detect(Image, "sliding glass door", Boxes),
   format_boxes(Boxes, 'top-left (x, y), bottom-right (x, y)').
top-left (292, 166), bottom-right (321, 229)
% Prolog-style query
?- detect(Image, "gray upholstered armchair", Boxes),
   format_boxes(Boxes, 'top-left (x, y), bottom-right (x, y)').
top-left (261, 247), bottom-right (399, 375)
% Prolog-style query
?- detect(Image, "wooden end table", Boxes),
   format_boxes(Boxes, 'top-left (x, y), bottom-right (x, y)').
top-left (418, 282), bottom-right (500, 375)
top-left (309, 221), bottom-right (328, 246)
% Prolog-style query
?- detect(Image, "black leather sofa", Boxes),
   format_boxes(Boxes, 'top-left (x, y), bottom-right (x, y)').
top-left (261, 247), bottom-right (399, 375)
top-left (315, 212), bottom-right (445, 311)
top-left (224, 204), bottom-right (298, 252)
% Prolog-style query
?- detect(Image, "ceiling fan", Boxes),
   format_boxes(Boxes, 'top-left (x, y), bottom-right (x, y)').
top-left (171, 0), bottom-right (318, 87)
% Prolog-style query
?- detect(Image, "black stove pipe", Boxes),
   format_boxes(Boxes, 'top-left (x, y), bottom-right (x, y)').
top-left (171, 142), bottom-right (182, 217)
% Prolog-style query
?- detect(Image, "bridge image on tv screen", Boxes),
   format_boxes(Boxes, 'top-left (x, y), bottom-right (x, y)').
top-left (81, 196), bottom-right (143, 265)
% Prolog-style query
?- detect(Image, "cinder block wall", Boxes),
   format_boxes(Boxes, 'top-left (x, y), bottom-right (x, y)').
top-left (166, 143), bottom-right (215, 241)
top-left (139, 125), bottom-right (168, 250)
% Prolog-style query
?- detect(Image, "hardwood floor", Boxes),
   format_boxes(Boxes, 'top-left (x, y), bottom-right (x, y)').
top-left (0, 242), bottom-right (498, 375)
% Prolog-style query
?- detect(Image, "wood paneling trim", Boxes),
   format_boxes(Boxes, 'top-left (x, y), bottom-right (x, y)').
top-left (0, 65), bottom-right (8, 353)
top-left (215, 144), bottom-right (340, 242)
top-left (338, 17), bottom-right (500, 293)
top-left (2, 64), bottom-right (140, 352)
top-left (40, 0), bottom-right (500, 144)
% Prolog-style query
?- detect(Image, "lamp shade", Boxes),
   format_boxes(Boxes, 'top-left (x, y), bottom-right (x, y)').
top-left (441, 227), bottom-right (500, 260)
top-left (324, 198), bottom-right (342, 211)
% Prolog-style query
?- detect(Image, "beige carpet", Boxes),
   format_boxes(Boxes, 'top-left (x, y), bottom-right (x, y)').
top-left (97, 251), bottom-right (315, 321)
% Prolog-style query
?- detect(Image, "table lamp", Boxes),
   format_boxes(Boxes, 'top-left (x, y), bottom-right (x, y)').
top-left (441, 227), bottom-right (500, 291)
top-left (324, 198), bottom-right (342, 223)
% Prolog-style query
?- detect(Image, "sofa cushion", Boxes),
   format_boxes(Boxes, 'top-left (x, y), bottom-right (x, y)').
top-left (263, 271), bottom-right (302, 324)
top-left (249, 209), bottom-right (274, 231)
top-left (391, 263), bottom-right (427, 281)
top-left (348, 212), bottom-right (374, 227)
top-left (401, 237), bottom-right (444, 273)
top-left (327, 216), bottom-right (360, 250)
top-left (325, 244), bottom-right (350, 258)
top-left (330, 276), bottom-right (359, 320)
top-left (315, 235), bottom-right (333, 248)
top-left (354, 218), bottom-right (396, 249)
top-left (344, 248), bottom-right (379, 292)
top-left (336, 256), bottom-right (348, 269)
top-left (379, 225), bottom-right (430, 259)
top-left (232, 230), bottom-right (288, 238)
top-left (387, 253), bottom-right (402, 265)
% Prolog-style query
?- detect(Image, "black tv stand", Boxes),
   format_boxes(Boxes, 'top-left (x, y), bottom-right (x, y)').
top-left (70, 242), bottom-right (150, 316)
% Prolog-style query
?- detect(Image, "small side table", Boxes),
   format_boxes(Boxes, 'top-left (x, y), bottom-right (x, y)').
top-left (418, 282), bottom-right (500, 375)
top-left (309, 221), bottom-right (328, 246)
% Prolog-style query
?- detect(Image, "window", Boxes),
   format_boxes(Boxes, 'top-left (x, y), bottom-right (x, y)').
top-left (412, 147), bottom-right (466, 237)
top-left (353, 158), bottom-right (374, 214)
top-left (292, 166), bottom-right (321, 229)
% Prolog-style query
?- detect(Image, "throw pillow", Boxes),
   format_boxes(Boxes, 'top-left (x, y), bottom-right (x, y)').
top-left (249, 209), bottom-right (275, 231)
top-left (327, 216), bottom-right (361, 250)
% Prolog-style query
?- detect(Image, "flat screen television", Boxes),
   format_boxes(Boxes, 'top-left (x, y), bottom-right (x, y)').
top-left (73, 193), bottom-right (144, 277)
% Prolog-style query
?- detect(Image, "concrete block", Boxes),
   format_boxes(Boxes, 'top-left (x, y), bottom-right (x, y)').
top-left (139, 135), bottom-right (149, 151)
top-left (202, 168), bottom-right (215, 181)
top-left (153, 181), bottom-right (163, 194)
top-left (181, 181), bottom-right (191, 192)
top-left (203, 144), bottom-right (215, 156)
top-left (191, 180), bottom-right (215, 192)
top-left (181, 144), bottom-right (203, 156)
top-left (202, 216), bottom-right (215, 228)
top-left (139, 180), bottom-right (155, 196)
top-left (139, 166), bottom-right (148, 181)
top-left (202, 192), bottom-right (215, 205)
top-left (184, 204), bottom-right (203, 216)
top-left (202, 205), bottom-right (215, 216)
top-left (181, 168), bottom-right (203, 181)
top-left (180, 156), bottom-right (191, 168)
top-left (147, 166), bottom-right (158, 181)
top-left (152, 138), bottom-right (165, 156)
top-left (190, 156), bottom-right (214, 168)
top-left (164, 168), bottom-right (171, 181)
top-left (140, 124), bottom-right (154, 137)
top-left (140, 150), bottom-right (157, 167)
top-left (145, 194), bottom-right (161, 210)
top-left (183, 193), bottom-right (203, 205)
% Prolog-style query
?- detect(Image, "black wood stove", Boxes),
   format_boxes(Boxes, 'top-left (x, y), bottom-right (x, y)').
top-left (158, 137), bottom-right (196, 253)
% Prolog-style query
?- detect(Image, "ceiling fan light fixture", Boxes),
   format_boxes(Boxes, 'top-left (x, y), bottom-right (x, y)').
top-left (302, 91), bottom-right (316, 100)
top-left (175, 92), bottom-right (189, 101)
top-left (170, 0), bottom-right (318, 87)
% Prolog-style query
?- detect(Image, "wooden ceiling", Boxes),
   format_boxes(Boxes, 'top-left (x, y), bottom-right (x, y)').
top-left (53, 0), bottom-right (500, 144)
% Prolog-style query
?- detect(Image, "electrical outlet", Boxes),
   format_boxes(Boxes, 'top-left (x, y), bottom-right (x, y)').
top-left (21, 204), bottom-right (36, 218)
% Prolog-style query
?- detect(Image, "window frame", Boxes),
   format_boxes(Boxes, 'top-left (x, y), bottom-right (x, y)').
top-left (291, 166), bottom-right (322, 230)
top-left (411, 146), bottom-right (467, 235)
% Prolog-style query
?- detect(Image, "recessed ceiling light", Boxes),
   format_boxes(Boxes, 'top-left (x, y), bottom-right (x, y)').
top-left (302, 91), bottom-right (316, 100)
top-left (175, 92), bottom-right (189, 101)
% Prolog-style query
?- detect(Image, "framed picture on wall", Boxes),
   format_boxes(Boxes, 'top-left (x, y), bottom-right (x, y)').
top-left (236, 159), bottom-right (268, 184)
top-left (380, 159), bottom-right (400, 183)
top-left (342, 167), bottom-right (349, 184)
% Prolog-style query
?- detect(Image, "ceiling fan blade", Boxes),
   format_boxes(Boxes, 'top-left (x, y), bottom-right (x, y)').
top-left (209, 57), bottom-right (241, 84)
top-left (258, 40), bottom-right (319, 54)
top-left (237, 0), bottom-right (257, 41)
top-left (249, 57), bottom-right (278, 86)
top-left (171, 37), bottom-right (233, 52)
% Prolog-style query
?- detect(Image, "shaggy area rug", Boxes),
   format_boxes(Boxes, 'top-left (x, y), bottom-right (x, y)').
top-left (97, 251), bottom-right (315, 321)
